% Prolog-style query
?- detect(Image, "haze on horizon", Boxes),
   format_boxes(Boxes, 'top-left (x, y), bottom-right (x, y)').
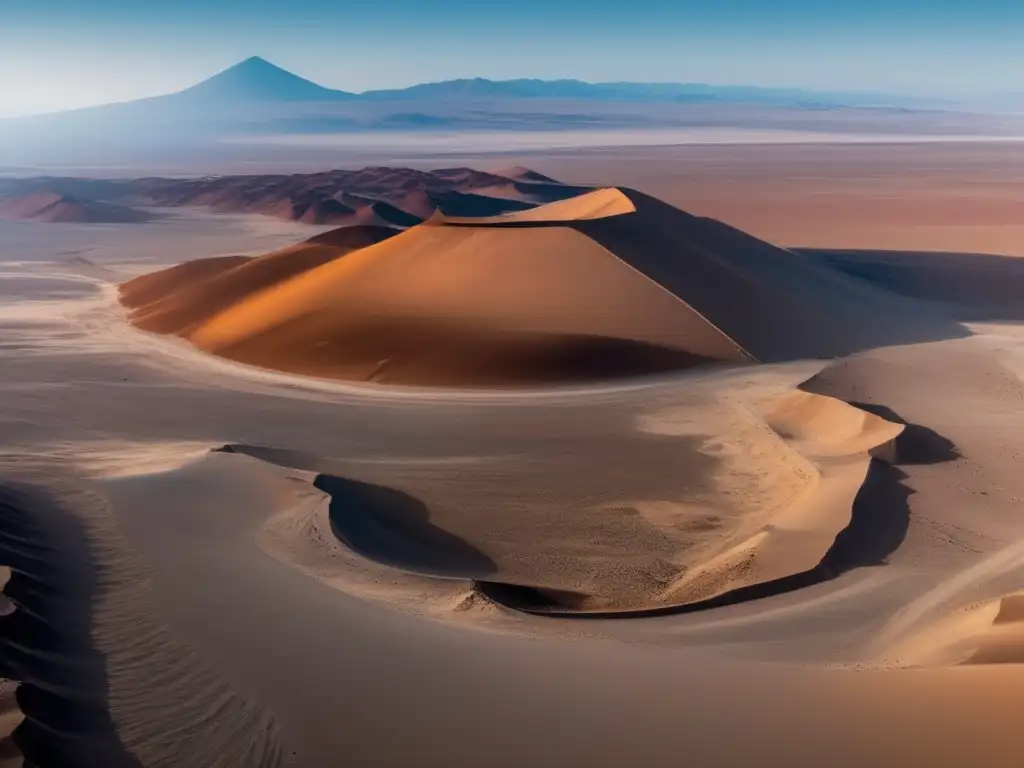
top-left (3, 0), bottom-right (1024, 118)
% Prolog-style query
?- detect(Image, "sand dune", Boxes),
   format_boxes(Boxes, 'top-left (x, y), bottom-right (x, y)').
top-left (493, 166), bottom-right (561, 184)
top-left (0, 191), bottom-right (152, 223)
top-left (394, 189), bottom-right (534, 219)
top-left (305, 223), bottom-right (400, 248)
top-left (217, 390), bottom-right (901, 613)
top-left (803, 248), bottom-right (1024, 323)
top-left (181, 215), bottom-right (750, 384)
top-left (128, 166), bottom-right (564, 224)
top-left (121, 241), bottom-right (360, 335)
top-left (121, 184), bottom-right (964, 386)
top-left (1, 166), bottom-right (571, 228)
top-left (888, 592), bottom-right (1024, 667)
top-left (433, 186), bottom-right (637, 223)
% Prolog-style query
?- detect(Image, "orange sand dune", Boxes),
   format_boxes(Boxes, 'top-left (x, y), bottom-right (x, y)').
top-left (122, 243), bottom-right (352, 336)
top-left (121, 187), bottom-right (962, 387)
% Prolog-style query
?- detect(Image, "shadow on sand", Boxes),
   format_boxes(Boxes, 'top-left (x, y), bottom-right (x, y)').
top-left (0, 482), bottom-right (141, 768)
top-left (314, 475), bottom-right (497, 579)
top-left (800, 248), bottom-right (1024, 323)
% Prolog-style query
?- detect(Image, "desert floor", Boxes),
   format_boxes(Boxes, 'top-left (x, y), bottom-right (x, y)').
top-left (5, 143), bottom-right (1024, 767)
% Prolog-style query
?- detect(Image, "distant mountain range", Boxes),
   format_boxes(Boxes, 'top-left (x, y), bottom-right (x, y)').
top-left (22, 57), bottom-right (929, 114)
top-left (0, 57), bottom-right (1017, 168)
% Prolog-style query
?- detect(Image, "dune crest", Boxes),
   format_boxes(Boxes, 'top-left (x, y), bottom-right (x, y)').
top-left (430, 187), bottom-right (637, 224)
top-left (0, 190), bottom-right (152, 224)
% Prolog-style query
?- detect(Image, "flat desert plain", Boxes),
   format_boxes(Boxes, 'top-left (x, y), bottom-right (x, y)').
top-left (5, 143), bottom-right (1024, 767)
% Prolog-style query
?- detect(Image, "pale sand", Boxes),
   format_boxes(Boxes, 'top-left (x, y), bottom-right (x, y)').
top-left (8, 156), bottom-right (1024, 765)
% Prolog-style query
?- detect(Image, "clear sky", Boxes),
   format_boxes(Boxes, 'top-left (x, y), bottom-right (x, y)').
top-left (2, 0), bottom-right (1024, 117)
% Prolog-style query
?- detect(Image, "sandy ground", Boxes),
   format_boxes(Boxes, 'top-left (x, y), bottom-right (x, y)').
top-left (6, 152), bottom-right (1024, 766)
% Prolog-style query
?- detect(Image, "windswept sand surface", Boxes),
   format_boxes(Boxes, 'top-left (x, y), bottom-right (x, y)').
top-left (8, 164), bottom-right (1024, 766)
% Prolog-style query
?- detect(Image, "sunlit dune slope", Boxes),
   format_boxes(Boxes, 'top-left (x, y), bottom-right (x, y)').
top-left (122, 243), bottom-right (351, 335)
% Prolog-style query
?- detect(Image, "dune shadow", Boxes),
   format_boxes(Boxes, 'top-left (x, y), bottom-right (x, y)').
top-left (0, 482), bottom-right (142, 767)
top-left (847, 402), bottom-right (961, 465)
top-left (216, 446), bottom-right (498, 580)
top-left (818, 461), bottom-right (912, 573)
top-left (212, 318), bottom-right (729, 386)
top-left (313, 475), bottom-right (497, 580)
top-left (799, 248), bottom-right (1024, 323)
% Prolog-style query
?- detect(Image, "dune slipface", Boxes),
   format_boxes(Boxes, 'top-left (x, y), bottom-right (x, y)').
top-left (121, 185), bottom-right (957, 387)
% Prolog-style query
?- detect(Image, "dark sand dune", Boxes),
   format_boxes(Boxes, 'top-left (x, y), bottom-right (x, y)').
top-left (493, 166), bottom-right (561, 184)
top-left (0, 191), bottom-right (152, 224)
top-left (334, 191), bottom-right (380, 210)
top-left (358, 199), bottom-right (423, 228)
top-left (121, 185), bottom-right (968, 387)
top-left (295, 197), bottom-right (357, 225)
top-left (393, 189), bottom-right (534, 219)
top-left (444, 188), bottom-right (967, 361)
top-left (1, 166), bottom-right (566, 227)
top-left (803, 248), bottom-right (1024, 322)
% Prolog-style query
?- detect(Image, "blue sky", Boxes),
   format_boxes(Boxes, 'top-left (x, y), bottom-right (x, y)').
top-left (2, 0), bottom-right (1024, 116)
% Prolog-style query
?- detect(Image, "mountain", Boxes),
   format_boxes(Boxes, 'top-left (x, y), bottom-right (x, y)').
top-left (0, 57), bottom-right (980, 167)
top-left (359, 78), bottom-right (908, 108)
top-left (7, 56), bottom-right (926, 118)
top-left (175, 57), bottom-right (356, 103)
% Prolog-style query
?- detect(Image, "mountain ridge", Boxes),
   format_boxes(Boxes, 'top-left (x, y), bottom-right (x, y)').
top-left (2, 56), bottom-right (929, 120)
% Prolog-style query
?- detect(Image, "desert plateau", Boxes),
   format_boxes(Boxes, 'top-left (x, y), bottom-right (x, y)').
top-left (6, 37), bottom-right (1024, 768)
